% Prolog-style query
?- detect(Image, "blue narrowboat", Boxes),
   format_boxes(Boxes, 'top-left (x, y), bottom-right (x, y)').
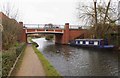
top-left (70, 39), bottom-right (114, 49)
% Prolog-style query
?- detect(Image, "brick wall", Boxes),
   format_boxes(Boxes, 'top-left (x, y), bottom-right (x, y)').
top-left (69, 29), bottom-right (87, 41)
top-left (0, 12), bottom-right (23, 43)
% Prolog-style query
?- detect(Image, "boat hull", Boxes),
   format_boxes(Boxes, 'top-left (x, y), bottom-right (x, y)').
top-left (70, 39), bottom-right (114, 50)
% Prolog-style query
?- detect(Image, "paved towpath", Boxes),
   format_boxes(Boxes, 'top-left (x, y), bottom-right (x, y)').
top-left (15, 44), bottom-right (45, 76)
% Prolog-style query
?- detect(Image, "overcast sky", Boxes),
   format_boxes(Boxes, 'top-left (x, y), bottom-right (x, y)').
top-left (0, 0), bottom-right (119, 25)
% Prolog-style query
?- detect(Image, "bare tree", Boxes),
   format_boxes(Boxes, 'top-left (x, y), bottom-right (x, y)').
top-left (2, 18), bottom-right (22, 50)
top-left (1, 2), bottom-right (22, 50)
top-left (0, 24), bottom-right (3, 51)
top-left (77, 0), bottom-right (118, 38)
top-left (1, 2), bottom-right (19, 20)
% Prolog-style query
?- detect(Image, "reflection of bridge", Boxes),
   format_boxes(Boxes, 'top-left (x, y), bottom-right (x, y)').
top-left (20, 23), bottom-right (88, 44)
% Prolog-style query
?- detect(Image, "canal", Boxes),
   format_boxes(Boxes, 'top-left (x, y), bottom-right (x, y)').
top-left (32, 38), bottom-right (118, 76)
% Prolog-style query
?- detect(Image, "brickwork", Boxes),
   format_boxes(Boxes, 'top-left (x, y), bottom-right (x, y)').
top-left (55, 23), bottom-right (88, 44)
top-left (19, 22), bottom-right (27, 42)
top-left (21, 23), bottom-right (88, 44)
top-left (0, 12), bottom-right (23, 43)
top-left (69, 29), bottom-right (87, 41)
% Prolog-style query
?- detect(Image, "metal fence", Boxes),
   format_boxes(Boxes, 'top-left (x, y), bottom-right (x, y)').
top-left (23, 24), bottom-right (64, 29)
top-left (69, 25), bottom-right (90, 29)
top-left (24, 24), bottom-right (90, 30)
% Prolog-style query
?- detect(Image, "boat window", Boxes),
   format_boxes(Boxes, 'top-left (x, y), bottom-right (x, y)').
top-left (80, 41), bottom-right (83, 44)
top-left (89, 41), bottom-right (94, 44)
top-left (86, 41), bottom-right (89, 45)
top-left (76, 41), bottom-right (78, 44)
top-left (94, 41), bottom-right (98, 45)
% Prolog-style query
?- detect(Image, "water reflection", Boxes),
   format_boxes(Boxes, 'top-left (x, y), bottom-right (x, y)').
top-left (32, 38), bottom-right (118, 76)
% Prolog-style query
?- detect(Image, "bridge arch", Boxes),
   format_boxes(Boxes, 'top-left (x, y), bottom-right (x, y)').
top-left (20, 22), bottom-right (88, 44)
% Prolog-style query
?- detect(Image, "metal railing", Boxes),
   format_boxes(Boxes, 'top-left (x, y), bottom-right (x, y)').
top-left (69, 25), bottom-right (91, 29)
top-left (23, 24), bottom-right (65, 29)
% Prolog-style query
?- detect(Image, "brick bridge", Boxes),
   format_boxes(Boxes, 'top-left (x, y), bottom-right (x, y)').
top-left (20, 22), bottom-right (88, 44)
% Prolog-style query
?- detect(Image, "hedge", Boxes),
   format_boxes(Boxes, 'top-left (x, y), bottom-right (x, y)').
top-left (2, 42), bottom-right (26, 77)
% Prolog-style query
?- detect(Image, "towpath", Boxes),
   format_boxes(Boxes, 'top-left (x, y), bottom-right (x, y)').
top-left (15, 44), bottom-right (45, 76)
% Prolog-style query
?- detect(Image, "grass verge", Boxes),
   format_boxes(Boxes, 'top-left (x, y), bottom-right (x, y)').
top-left (32, 45), bottom-right (61, 76)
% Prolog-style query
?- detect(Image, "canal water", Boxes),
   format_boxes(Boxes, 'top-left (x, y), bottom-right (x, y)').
top-left (32, 38), bottom-right (118, 76)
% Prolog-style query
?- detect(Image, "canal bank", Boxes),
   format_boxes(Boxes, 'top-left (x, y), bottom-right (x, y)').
top-left (32, 38), bottom-right (119, 76)
top-left (14, 44), bottom-right (45, 76)
top-left (32, 44), bottom-right (61, 76)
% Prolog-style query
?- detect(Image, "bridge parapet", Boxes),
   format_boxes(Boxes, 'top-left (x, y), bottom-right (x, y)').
top-left (23, 24), bottom-right (65, 30)
top-left (25, 29), bottom-right (64, 34)
top-left (24, 24), bottom-right (90, 30)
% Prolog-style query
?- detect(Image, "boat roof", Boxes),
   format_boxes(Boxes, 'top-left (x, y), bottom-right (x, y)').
top-left (75, 39), bottom-right (103, 41)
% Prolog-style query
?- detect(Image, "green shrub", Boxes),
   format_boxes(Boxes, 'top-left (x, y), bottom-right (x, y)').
top-left (2, 48), bottom-right (17, 76)
top-left (16, 43), bottom-right (26, 57)
top-left (2, 42), bottom-right (26, 77)
top-left (14, 42), bottom-right (19, 47)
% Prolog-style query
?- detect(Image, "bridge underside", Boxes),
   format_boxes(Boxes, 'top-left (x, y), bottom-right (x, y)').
top-left (26, 32), bottom-right (63, 34)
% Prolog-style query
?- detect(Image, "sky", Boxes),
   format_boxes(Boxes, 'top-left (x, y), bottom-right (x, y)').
top-left (0, 0), bottom-right (119, 25)
top-left (19, 0), bottom-right (79, 25)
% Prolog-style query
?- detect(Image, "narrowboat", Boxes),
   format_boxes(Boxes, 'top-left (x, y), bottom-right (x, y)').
top-left (70, 39), bottom-right (114, 49)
